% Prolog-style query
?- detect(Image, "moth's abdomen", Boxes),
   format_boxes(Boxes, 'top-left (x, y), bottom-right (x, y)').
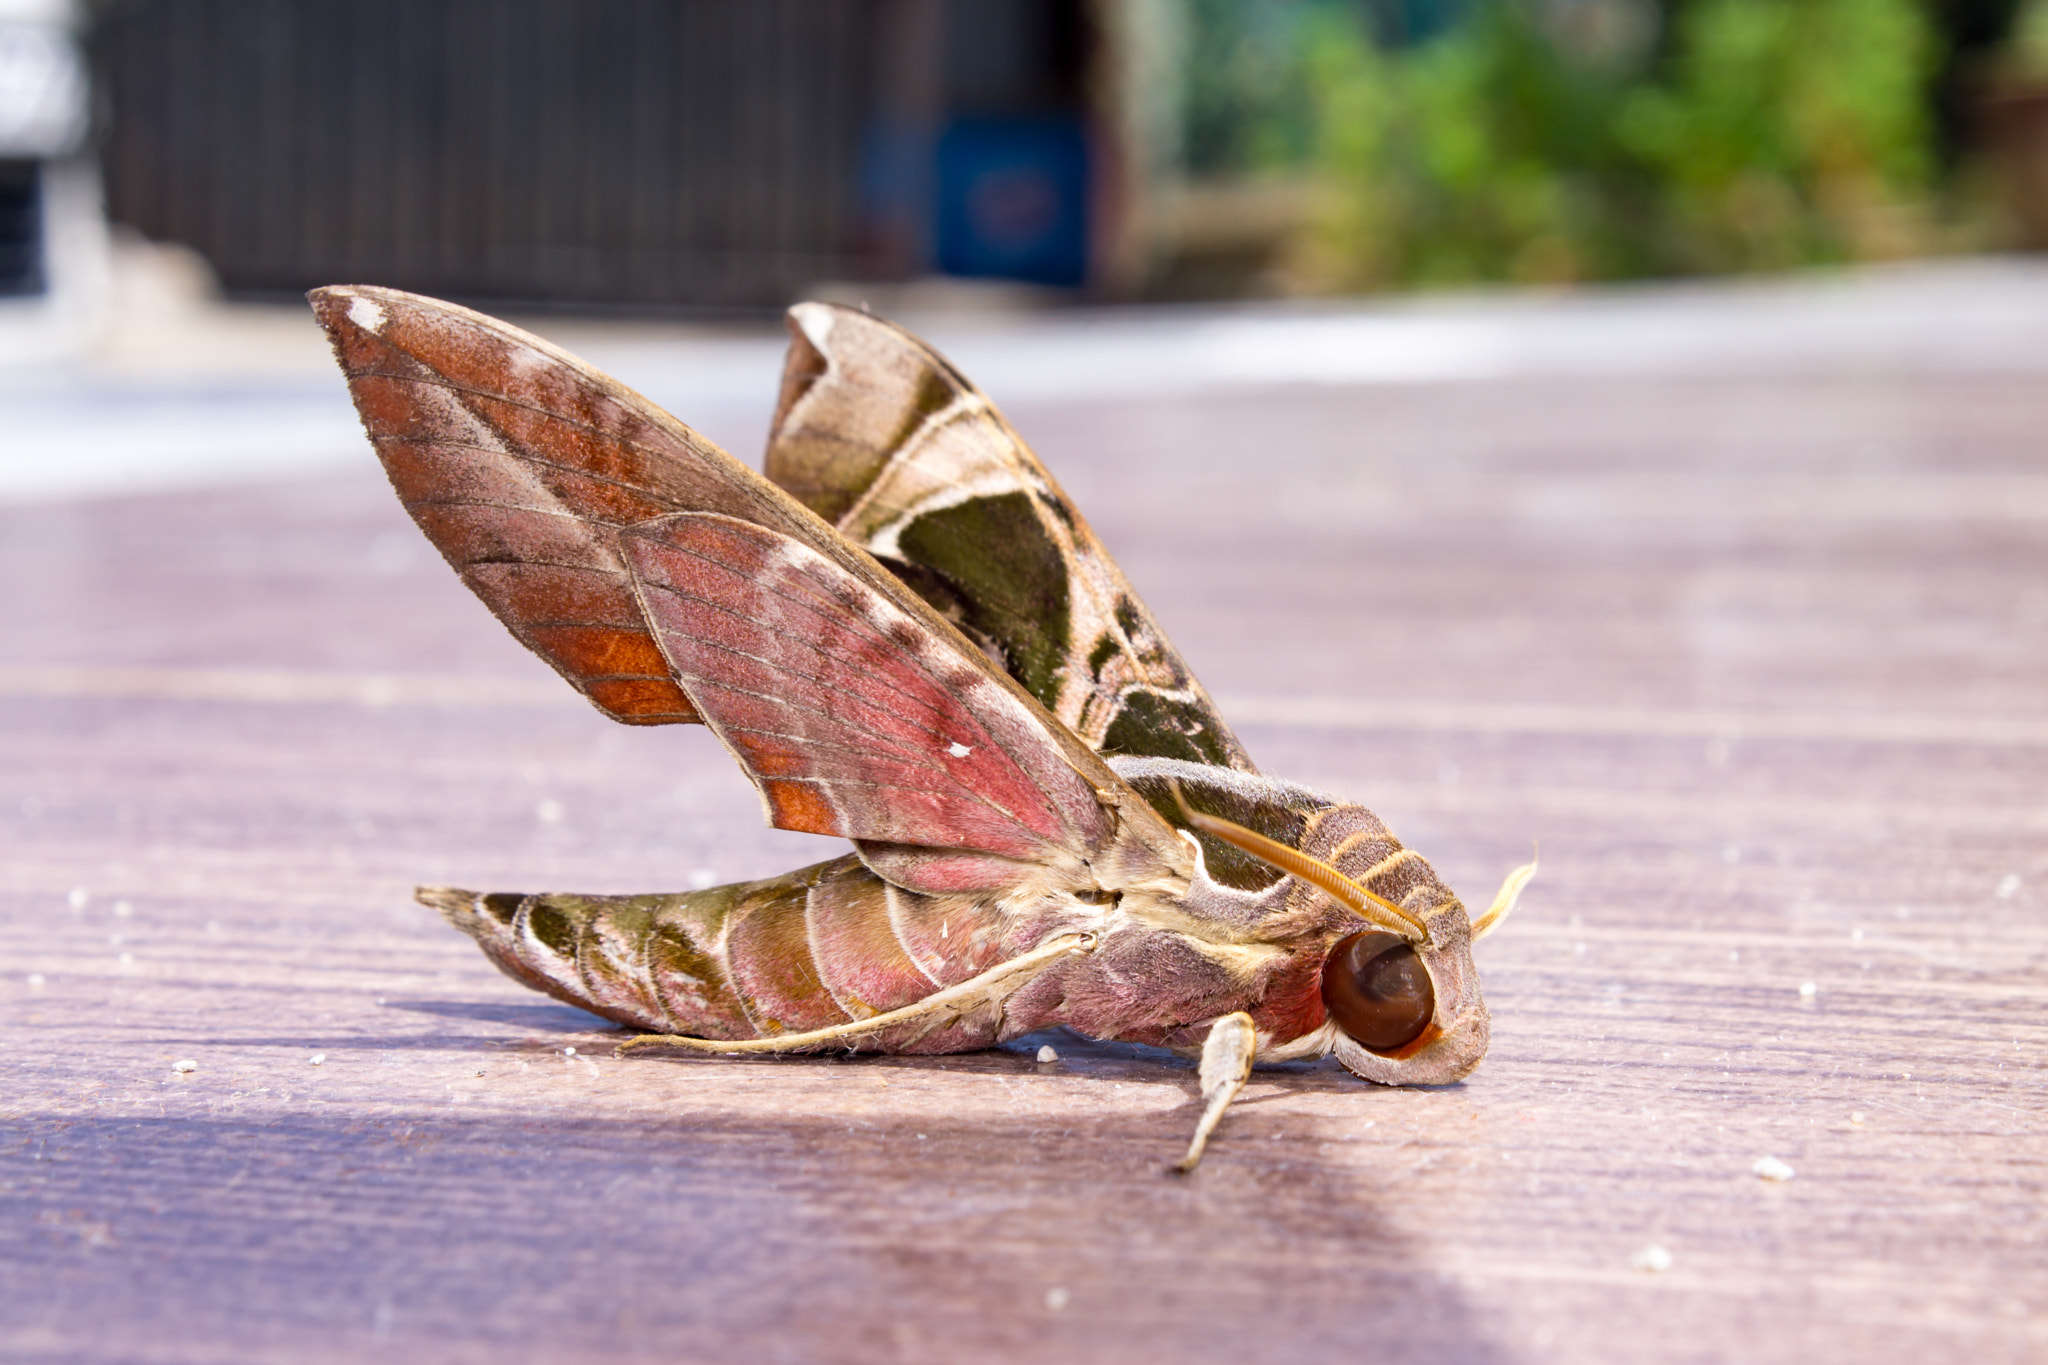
top-left (422, 882), bottom-right (755, 1038)
top-left (421, 854), bottom-right (1005, 1052)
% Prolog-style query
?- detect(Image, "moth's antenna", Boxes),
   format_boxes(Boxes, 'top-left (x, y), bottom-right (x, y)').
top-left (1471, 848), bottom-right (1539, 942)
top-left (1166, 780), bottom-right (1429, 945)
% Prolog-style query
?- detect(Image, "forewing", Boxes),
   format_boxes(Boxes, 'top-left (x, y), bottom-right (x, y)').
top-left (620, 513), bottom-right (1146, 893)
top-left (312, 286), bottom-right (742, 724)
top-left (313, 285), bottom-right (1186, 894)
top-left (766, 303), bottom-right (1256, 771)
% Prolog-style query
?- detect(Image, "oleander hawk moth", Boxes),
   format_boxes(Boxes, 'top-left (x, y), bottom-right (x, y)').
top-left (311, 286), bottom-right (1536, 1172)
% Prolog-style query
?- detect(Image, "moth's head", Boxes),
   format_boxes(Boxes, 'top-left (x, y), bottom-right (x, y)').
top-left (1319, 856), bottom-right (1535, 1085)
top-left (1165, 781), bottom-right (1533, 1084)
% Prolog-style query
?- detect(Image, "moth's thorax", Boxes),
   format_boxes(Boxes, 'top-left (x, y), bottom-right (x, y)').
top-left (1093, 757), bottom-right (1494, 1081)
top-left (999, 871), bottom-right (1287, 1049)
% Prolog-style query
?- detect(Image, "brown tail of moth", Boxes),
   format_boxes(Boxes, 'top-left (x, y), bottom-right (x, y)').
top-left (315, 283), bottom-right (1540, 1173)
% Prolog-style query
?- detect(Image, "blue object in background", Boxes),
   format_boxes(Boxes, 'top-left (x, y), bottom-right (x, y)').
top-left (933, 116), bottom-right (1090, 288)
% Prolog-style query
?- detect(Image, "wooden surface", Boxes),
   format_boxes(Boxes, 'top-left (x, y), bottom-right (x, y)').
top-left (3, 362), bottom-right (2045, 1364)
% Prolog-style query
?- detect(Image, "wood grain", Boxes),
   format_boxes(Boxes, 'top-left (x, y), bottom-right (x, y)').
top-left (2, 368), bottom-right (2044, 1364)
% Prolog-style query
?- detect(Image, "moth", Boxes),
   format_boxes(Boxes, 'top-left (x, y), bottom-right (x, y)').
top-left (310, 286), bottom-right (1536, 1172)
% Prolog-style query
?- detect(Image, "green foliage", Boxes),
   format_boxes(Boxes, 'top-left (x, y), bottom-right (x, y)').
top-left (1180, 0), bottom-right (1337, 175)
top-left (2001, 0), bottom-right (2048, 75)
top-left (1297, 0), bottom-right (1944, 288)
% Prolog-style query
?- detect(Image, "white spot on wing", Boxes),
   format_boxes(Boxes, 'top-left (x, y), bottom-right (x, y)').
top-left (791, 301), bottom-right (838, 350)
top-left (946, 741), bottom-right (972, 758)
top-left (347, 295), bottom-right (386, 334)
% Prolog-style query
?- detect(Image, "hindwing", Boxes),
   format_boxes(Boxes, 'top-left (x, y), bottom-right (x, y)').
top-left (766, 303), bottom-right (1255, 772)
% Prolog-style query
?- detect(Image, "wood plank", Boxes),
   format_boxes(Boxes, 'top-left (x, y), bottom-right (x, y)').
top-left (1, 368), bottom-right (2043, 1363)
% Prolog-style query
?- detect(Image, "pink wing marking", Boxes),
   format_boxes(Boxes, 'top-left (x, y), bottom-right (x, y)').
top-left (619, 513), bottom-right (1109, 864)
top-left (852, 843), bottom-right (1052, 897)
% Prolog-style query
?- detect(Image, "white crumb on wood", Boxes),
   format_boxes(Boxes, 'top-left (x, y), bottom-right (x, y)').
top-left (1850, 1111), bottom-right (1865, 1125)
top-left (1753, 1155), bottom-right (1795, 1181)
top-left (171, 1059), bottom-right (197, 1074)
top-left (309, 1054), bottom-right (325, 1065)
top-left (1045, 1287), bottom-right (1070, 1311)
top-left (1036, 1045), bottom-right (1059, 1064)
top-left (26, 973), bottom-right (43, 987)
top-left (1631, 1244), bottom-right (1673, 1273)
top-left (347, 294), bottom-right (386, 334)
top-left (946, 741), bottom-right (973, 758)
top-left (1798, 981), bottom-right (1818, 998)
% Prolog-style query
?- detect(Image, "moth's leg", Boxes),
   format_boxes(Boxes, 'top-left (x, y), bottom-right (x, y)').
top-left (616, 932), bottom-right (1095, 1058)
top-left (1172, 1011), bottom-right (1257, 1174)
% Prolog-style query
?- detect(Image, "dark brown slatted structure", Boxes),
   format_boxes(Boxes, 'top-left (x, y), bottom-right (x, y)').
top-left (89, 0), bottom-right (883, 309)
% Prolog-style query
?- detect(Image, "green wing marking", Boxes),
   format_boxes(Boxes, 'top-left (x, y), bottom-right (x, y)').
top-left (764, 303), bottom-right (1255, 772)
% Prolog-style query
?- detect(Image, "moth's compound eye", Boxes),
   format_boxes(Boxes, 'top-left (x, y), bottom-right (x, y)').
top-left (1320, 931), bottom-right (1434, 1054)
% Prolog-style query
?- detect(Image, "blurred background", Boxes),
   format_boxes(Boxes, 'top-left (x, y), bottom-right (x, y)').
top-left (11, 0), bottom-right (2048, 494)
top-left (11, 0), bottom-right (2048, 314)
